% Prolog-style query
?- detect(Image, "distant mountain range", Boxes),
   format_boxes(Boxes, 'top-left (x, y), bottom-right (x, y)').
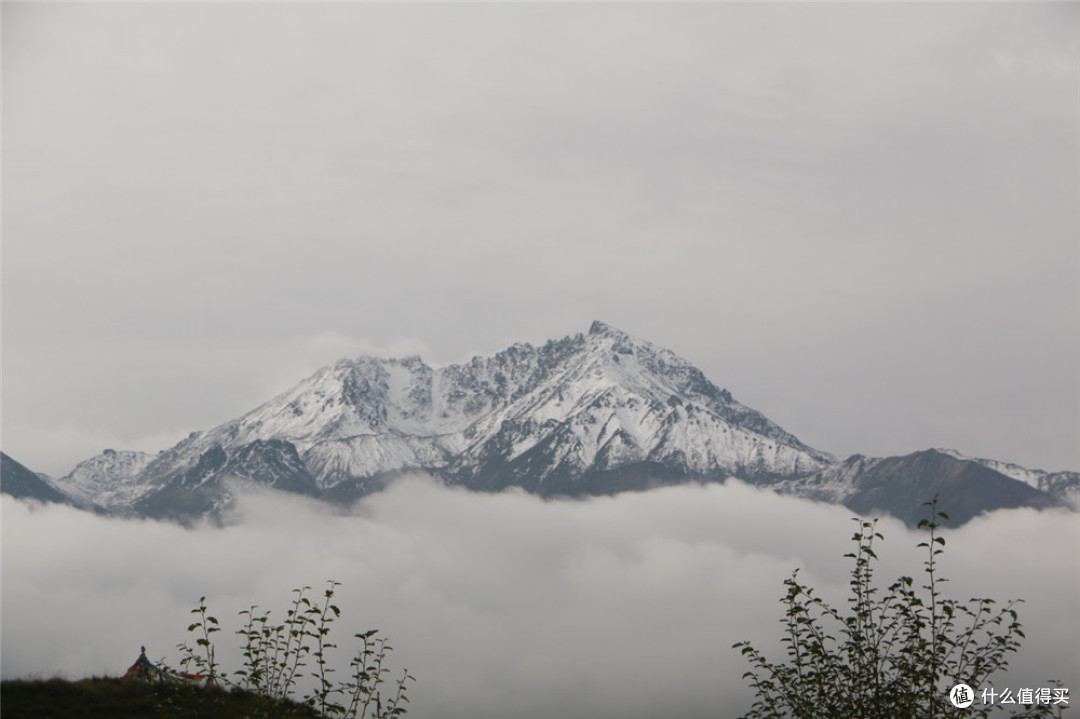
top-left (3, 322), bottom-right (1077, 526)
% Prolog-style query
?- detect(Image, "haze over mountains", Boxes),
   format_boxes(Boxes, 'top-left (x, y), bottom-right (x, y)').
top-left (3, 322), bottom-right (1076, 526)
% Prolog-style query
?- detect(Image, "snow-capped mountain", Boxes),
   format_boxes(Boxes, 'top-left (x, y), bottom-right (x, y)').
top-left (51, 322), bottom-right (832, 519)
top-left (53, 449), bottom-right (157, 510)
top-left (934, 448), bottom-right (1080, 509)
top-left (5, 321), bottom-right (1074, 526)
top-left (775, 449), bottom-right (1064, 527)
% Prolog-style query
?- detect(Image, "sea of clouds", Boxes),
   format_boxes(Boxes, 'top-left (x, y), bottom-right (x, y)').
top-left (3, 477), bottom-right (1077, 718)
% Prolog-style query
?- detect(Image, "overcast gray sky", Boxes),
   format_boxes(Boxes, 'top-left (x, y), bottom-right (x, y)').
top-left (3, 3), bottom-right (1078, 477)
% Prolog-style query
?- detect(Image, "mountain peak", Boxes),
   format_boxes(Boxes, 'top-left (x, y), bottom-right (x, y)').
top-left (18, 325), bottom-right (1073, 527)
top-left (588, 320), bottom-right (627, 338)
top-left (49, 323), bottom-right (843, 519)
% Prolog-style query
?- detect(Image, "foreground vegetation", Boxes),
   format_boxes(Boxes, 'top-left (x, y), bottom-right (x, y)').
top-left (2, 581), bottom-right (410, 719)
top-left (172, 581), bottom-right (411, 718)
top-left (734, 500), bottom-right (1067, 718)
top-left (0, 676), bottom-right (322, 718)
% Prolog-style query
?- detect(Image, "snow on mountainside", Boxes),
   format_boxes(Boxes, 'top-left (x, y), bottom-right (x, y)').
top-left (445, 322), bottom-right (832, 492)
top-left (55, 449), bottom-right (156, 510)
top-left (23, 321), bottom-right (1073, 526)
top-left (88, 322), bottom-right (832, 514)
top-left (774, 449), bottom-right (1067, 527)
top-left (936, 449), bottom-right (1080, 509)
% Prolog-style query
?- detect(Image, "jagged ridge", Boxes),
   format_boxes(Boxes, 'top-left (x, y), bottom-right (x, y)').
top-left (52, 322), bottom-right (832, 516)
top-left (6, 321), bottom-right (1073, 527)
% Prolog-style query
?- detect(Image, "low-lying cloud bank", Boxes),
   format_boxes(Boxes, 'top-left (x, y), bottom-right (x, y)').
top-left (3, 478), bottom-right (1077, 718)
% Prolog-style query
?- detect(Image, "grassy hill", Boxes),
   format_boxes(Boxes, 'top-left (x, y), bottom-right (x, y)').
top-left (0, 677), bottom-right (323, 719)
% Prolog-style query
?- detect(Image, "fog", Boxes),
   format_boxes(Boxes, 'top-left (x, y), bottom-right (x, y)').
top-left (3, 479), bottom-right (1077, 718)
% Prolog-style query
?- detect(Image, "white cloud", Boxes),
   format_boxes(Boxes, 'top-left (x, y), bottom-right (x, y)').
top-left (3, 479), bottom-right (1076, 718)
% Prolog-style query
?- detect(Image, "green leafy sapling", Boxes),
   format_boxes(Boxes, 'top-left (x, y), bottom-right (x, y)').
top-left (733, 499), bottom-right (1062, 719)
top-left (179, 596), bottom-right (220, 686)
top-left (175, 580), bottom-right (412, 719)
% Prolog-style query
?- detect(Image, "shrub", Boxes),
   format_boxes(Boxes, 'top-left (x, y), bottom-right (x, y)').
top-left (173, 581), bottom-right (412, 719)
top-left (733, 501), bottom-right (1066, 719)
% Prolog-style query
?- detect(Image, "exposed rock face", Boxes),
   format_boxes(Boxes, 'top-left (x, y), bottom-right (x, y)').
top-left (10, 322), bottom-right (1074, 526)
top-left (54, 449), bottom-right (157, 510)
top-left (1, 452), bottom-right (71, 505)
top-left (776, 450), bottom-right (1065, 527)
top-left (103, 322), bottom-right (831, 520)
